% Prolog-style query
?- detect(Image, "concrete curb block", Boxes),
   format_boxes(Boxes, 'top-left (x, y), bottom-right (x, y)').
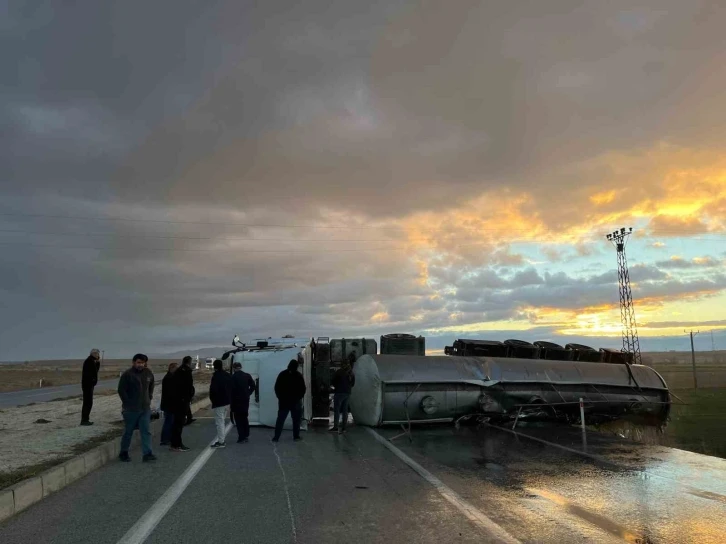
top-left (0, 488), bottom-right (13, 521)
top-left (41, 466), bottom-right (65, 498)
top-left (11, 478), bottom-right (42, 514)
top-left (0, 398), bottom-right (211, 524)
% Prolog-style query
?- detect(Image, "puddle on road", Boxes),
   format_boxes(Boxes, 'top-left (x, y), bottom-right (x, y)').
top-left (526, 487), bottom-right (652, 544)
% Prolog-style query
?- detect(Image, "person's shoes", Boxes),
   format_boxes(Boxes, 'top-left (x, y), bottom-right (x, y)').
top-left (179, 445), bottom-right (191, 452)
top-left (80, 421), bottom-right (94, 426)
top-left (293, 436), bottom-right (303, 442)
top-left (143, 453), bottom-right (157, 462)
top-left (329, 427), bottom-right (338, 432)
top-left (237, 438), bottom-right (248, 443)
top-left (119, 452), bottom-right (131, 462)
top-left (271, 437), bottom-right (279, 443)
top-left (340, 428), bottom-right (347, 434)
top-left (160, 441), bottom-right (170, 446)
top-left (184, 418), bottom-right (196, 426)
top-left (210, 441), bottom-right (226, 449)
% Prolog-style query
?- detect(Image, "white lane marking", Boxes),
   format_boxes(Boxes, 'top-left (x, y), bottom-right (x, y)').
top-left (116, 422), bottom-right (233, 544)
top-left (273, 443), bottom-right (298, 543)
top-left (366, 428), bottom-right (521, 544)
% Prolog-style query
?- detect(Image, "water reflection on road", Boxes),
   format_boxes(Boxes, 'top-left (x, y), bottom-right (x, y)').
top-left (376, 423), bottom-right (726, 543)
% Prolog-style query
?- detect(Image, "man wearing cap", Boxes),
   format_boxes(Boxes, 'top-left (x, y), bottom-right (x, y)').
top-left (230, 362), bottom-right (256, 443)
top-left (80, 348), bottom-right (101, 426)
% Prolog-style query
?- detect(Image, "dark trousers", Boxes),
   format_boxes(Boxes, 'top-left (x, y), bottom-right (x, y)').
top-left (333, 393), bottom-right (350, 429)
top-left (161, 411), bottom-right (174, 443)
top-left (120, 410), bottom-right (152, 456)
top-left (81, 384), bottom-right (94, 422)
top-left (273, 402), bottom-right (302, 440)
top-left (234, 410), bottom-right (249, 440)
top-left (170, 408), bottom-right (187, 448)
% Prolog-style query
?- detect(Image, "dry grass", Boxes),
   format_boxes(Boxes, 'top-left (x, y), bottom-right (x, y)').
top-left (0, 359), bottom-right (184, 393)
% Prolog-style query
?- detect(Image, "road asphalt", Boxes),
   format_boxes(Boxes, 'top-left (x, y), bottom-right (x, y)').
top-left (0, 379), bottom-right (120, 408)
top-left (1, 409), bottom-right (724, 543)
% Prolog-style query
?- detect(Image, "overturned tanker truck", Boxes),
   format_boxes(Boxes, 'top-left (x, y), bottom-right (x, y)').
top-left (348, 338), bottom-right (671, 428)
top-left (221, 334), bottom-right (670, 429)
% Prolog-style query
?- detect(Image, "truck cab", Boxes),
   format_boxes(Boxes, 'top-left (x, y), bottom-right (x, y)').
top-left (228, 337), bottom-right (313, 430)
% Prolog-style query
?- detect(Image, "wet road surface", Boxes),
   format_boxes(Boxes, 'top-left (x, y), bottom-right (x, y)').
top-left (1, 410), bottom-right (724, 543)
top-left (0, 379), bottom-right (119, 408)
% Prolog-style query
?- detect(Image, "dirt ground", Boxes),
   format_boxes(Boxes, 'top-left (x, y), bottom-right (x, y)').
top-left (0, 393), bottom-right (126, 475)
top-left (0, 375), bottom-right (211, 488)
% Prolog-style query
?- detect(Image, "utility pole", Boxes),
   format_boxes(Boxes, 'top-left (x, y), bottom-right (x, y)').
top-left (686, 330), bottom-right (699, 390)
top-left (606, 227), bottom-right (642, 364)
top-left (712, 330), bottom-right (717, 364)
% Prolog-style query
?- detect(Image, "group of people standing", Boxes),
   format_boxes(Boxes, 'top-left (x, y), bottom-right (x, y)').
top-left (112, 354), bottom-right (202, 461)
top-left (159, 355), bottom-right (196, 452)
top-left (207, 358), bottom-right (307, 445)
top-left (208, 360), bottom-right (257, 447)
top-left (80, 348), bottom-right (356, 463)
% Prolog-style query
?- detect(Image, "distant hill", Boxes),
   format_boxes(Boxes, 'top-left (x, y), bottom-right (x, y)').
top-left (152, 347), bottom-right (232, 359)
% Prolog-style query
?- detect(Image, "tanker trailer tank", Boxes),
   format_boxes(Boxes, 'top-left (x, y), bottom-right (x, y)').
top-left (349, 354), bottom-right (671, 427)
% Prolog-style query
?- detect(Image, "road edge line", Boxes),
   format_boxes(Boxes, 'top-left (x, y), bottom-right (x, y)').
top-left (365, 428), bottom-right (521, 544)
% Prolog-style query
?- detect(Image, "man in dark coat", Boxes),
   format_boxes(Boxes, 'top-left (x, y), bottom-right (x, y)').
top-left (230, 362), bottom-right (256, 443)
top-left (331, 354), bottom-right (356, 434)
top-left (159, 362), bottom-right (178, 446)
top-left (272, 360), bottom-right (307, 442)
top-left (182, 357), bottom-right (196, 425)
top-left (209, 360), bottom-right (233, 448)
top-left (169, 356), bottom-right (194, 452)
top-left (117, 354), bottom-right (156, 462)
top-left (80, 348), bottom-right (101, 426)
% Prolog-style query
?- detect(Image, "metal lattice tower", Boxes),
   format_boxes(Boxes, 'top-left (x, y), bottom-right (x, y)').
top-left (606, 227), bottom-right (642, 365)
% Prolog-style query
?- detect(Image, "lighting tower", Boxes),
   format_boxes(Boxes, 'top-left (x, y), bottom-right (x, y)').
top-left (606, 227), bottom-right (642, 365)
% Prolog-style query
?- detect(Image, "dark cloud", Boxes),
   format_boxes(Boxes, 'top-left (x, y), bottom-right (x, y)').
top-left (3, 1), bottom-right (726, 358)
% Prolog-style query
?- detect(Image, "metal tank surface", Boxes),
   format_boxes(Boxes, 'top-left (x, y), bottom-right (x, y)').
top-left (329, 338), bottom-right (377, 363)
top-left (349, 354), bottom-right (670, 427)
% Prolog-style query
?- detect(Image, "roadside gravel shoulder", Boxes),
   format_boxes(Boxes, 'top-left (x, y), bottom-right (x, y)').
top-left (0, 378), bottom-right (210, 486)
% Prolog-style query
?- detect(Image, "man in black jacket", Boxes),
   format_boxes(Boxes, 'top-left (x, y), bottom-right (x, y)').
top-left (181, 357), bottom-right (196, 425)
top-left (209, 360), bottom-right (232, 448)
top-left (159, 362), bottom-right (178, 446)
top-left (272, 360), bottom-right (307, 442)
top-left (230, 362), bottom-right (256, 443)
top-left (169, 356), bottom-right (194, 452)
top-left (331, 354), bottom-right (356, 434)
top-left (80, 348), bottom-right (101, 426)
top-left (117, 354), bottom-right (156, 462)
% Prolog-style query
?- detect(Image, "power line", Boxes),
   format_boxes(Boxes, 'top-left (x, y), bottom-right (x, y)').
top-left (0, 227), bottom-right (626, 245)
top-left (1, 211), bottom-right (725, 237)
top-left (0, 228), bottom-right (435, 243)
top-left (0, 239), bottom-right (500, 254)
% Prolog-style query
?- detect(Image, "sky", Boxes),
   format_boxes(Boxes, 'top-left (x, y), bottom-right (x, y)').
top-left (1, 0), bottom-right (725, 360)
